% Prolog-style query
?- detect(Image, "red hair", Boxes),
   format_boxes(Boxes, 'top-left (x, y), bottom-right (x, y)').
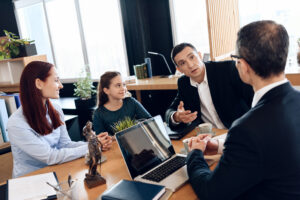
top-left (20, 61), bottom-right (63, 135)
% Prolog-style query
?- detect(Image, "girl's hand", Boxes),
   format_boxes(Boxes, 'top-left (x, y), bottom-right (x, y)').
top-left (97, 132), bottom-right (113, 151)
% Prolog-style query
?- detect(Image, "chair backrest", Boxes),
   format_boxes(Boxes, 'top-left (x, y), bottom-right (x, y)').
top-left (0, 143), bottom-right (13, 183)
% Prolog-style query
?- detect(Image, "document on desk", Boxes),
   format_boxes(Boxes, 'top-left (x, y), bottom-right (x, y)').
top-left (213, 132), bottom-right (227, 140)
top-left (8, 172), bottom-right (58, 200)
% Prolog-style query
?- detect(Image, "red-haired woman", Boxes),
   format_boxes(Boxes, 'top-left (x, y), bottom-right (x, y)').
top-left (7, 61), bottom-right (88, 178)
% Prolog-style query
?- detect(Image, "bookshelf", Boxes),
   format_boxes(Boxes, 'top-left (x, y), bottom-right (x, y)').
top-left (0, 55), bottom-right (47, 93)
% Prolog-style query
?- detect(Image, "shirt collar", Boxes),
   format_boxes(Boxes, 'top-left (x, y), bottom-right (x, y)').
top-left (190, 66), bottom-right (208, 87)
top-left (251, 78), bottom-right (288, 107)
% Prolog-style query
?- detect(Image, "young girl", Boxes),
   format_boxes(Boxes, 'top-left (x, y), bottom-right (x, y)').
top-left (93, 71), bottom-right (151, 135)
top-left (7, 61), bottom-right (88, 178)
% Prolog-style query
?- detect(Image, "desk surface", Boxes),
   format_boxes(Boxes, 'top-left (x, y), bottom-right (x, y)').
top-left (16, 128), bottom-right (227, 200)
top-left (125, 71), bottom-right (300, 92)
top-left (1, 67), bottom-right (300, 93)
top-left (126, 76), bottom-right (178, 91)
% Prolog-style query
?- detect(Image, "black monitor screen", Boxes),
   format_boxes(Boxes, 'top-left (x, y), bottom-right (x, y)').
top-left (116, 116), bottom-right (175, 179)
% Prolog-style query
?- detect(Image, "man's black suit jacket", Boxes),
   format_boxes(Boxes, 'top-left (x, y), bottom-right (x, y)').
top-left (165, 61), bottom-right (253, 129)
top-left (187, 82), bottom-right (300, 200)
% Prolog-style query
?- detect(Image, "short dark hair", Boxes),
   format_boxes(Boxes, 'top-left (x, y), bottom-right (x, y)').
top-left (236, 20), bottom-right (289, 78)
top-left (171, 43), bottom-right (197, 65)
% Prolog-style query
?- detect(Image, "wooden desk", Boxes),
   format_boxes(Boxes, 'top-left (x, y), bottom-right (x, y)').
top-left (285, 67), bottom-right (300, 85)
top-left (126, 70), bottom-right (300, 102)
top-left (126, 76), bottom-right (178, 102)
top-left (12, 129), bottom-right (226, 200)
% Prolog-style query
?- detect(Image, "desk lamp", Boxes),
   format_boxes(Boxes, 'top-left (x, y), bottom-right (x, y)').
top-left (148, 51), bottom-right (173, 78)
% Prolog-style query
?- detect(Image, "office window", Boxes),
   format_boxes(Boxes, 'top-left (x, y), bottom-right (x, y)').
top-left (239, 0), bottom-right (300, 68)
top-left (79, 0), bottom-right (128, 79)
top-left (169, 0), bottom-right (210, 54)
top-left (14, 1), bottom-right (54, 63)
top-left (14, 0), bottom-right (128, 80)
top-left (45, 0), bottom-right (85, 79)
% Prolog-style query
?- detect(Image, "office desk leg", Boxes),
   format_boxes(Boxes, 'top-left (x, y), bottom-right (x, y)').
top-left (135, 90), bottom-right (142, 103)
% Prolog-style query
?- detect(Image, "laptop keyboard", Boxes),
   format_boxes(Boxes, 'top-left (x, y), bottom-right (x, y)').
top-left (142, 156), bottom-right (186, 182)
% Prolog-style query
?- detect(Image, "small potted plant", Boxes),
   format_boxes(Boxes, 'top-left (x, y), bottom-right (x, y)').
top-left (73, 68), bottom-right (97, 110)
top-left (112, 117), bottom-right (138, 133)
top-left (0, 30), bottom-right (36, 60)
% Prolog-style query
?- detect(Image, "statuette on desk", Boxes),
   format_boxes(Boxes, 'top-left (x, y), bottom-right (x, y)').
top-left (83, 121), bottom-right (106, 188)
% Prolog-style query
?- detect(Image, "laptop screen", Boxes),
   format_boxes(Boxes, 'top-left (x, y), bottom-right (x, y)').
top-left (116, 115), bottom-right (175, 179)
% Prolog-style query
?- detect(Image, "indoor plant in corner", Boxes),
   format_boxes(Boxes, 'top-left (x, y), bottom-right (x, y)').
top-left (73, 68), bottom-right (97, 110)
top-left (0, 30), bottom-right (36, 60)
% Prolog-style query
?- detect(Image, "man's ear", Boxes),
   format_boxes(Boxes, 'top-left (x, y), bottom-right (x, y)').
top-left (197, 52), bottom-right (202, 60)
top-left (241, 59), bottom-right (252, 75)
top-left (239, 59), bottom-right (253, 84)
top-left (35, 78), bottom-right (43, 90)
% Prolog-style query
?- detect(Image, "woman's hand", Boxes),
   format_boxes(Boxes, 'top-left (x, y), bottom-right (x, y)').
top-left (97, 132), bottom-right (113, 151)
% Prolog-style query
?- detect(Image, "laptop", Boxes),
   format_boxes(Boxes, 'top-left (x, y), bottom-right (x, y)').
top-left (115, 115), bottom-right (188, 192)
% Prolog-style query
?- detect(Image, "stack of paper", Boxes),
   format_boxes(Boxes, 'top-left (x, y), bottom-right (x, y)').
top-left (8, 172), bottom-right (58, 200)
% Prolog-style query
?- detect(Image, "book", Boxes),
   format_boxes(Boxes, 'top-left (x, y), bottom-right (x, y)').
top-left (8, 172), bottom-right (58, 200)
top-left (0, 128), bottom-right (3, 144)
top-left (0, 96), bottom-right (17, 116)
top-left (2, 93), bottom-right (21, 108)
top-left (101, 180), bottom-right (165, 200)
top-left (0, 99), bottom-right (9, 142)
top-left (159, 188), bottom-right (173, 200)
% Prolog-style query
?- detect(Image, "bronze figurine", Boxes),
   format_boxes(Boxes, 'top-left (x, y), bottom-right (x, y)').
top-left (82, 121), bottom-right (106, 188)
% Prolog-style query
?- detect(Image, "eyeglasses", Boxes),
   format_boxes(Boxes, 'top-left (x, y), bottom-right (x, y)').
top-left (231, 54), bottom-right (251, 65)
top-left (230, 54), bottom-right (242, 61)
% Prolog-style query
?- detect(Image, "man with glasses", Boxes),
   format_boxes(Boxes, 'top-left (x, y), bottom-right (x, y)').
top-left (187, 20), bottom-right (300, 199)
top-left (166, 42), bottom-right (253, 133)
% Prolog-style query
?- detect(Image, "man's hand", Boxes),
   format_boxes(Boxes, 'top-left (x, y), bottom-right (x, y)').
top-left (173, 101), bottom-right (197, 124)
top-left (188, 135), bottom-right (210, 152)
top-left (97, 132), bottom-right (113, 151)
top-left (196, 134), bottom-right (219, 155)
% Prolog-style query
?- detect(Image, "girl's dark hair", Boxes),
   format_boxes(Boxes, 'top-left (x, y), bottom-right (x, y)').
top-left (20, 61), bottom-right (63, 135)
top-left (97, 71), bottom-right (121, 107)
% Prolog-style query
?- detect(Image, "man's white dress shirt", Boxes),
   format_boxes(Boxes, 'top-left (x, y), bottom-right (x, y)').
top-left (171, 67), bottom-right (226, 129)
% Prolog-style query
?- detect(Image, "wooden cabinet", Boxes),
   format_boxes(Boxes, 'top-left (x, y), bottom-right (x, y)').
top-left (0, 55), bottom-right (47, 93)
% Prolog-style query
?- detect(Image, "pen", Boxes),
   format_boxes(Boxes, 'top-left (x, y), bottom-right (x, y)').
top-left (68, 174), bottom-right (72, 187)
top-left (46, 182), bottom-right (72, 199)
top-left (41, 194), bottom-right (57, 200)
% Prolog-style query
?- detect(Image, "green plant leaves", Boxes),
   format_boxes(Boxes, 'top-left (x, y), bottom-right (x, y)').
top-left (112, 117), bottom-right (138, 133)
top-left (0, 30), bottom-right (35, 59)
top-left (73, 72), bottom-right (96, 99)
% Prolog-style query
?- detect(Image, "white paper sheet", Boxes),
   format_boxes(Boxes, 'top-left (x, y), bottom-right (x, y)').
top-left (8, 172), bottom-right (58, 200)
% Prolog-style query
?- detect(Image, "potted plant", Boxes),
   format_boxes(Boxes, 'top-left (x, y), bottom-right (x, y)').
top-left (112, 117), bottom-right (138, 133)
top-left (73, 68), bottom-right (97, 110)
top-left (0, 36), bottom-right (9, 60)
top-left (0, 30), bottom-right (36, 60)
